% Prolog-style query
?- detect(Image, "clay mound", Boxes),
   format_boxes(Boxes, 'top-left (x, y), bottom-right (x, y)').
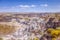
top-left (0, 24), bottom-right (16, 36)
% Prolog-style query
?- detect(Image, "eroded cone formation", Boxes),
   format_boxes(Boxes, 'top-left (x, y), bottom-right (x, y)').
top-left (0, 24), bottom-right (16, 36)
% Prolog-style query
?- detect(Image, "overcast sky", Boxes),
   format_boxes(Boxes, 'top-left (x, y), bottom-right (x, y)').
top-left (0, 0), bottom-right (60, 12)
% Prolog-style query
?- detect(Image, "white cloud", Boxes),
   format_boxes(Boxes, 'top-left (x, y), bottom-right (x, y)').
top-left (40, 4), bottom-right (48, 7)
top-left (18, 5), bottom-right (36, 8)
top-left (0, 4), bottom-right (48, 12)
top-left (11, 4), bottom-right (48, 9)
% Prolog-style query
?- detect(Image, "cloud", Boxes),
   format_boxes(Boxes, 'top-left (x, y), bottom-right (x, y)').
top-left (40, 4), bottom-right (48, 7)
top-left (0, 4), bottom-right (48, 12)
top-left (18, 5), bottom-right (36, 8)
top-left (11, 4), bottom-right (48, 9)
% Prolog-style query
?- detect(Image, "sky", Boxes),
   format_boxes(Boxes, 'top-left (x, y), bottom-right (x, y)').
top-left (0, 0), bottom-right (60, 12)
